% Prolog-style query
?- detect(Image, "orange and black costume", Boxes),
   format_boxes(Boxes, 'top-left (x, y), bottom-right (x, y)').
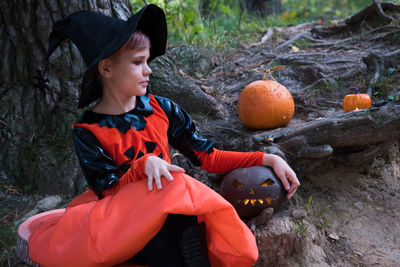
top-left (28, 93), bottom-right (264, 267)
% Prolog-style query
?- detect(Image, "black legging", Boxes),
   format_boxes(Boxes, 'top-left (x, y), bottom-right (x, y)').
top-left (130, 214), bottom-right (198, 267)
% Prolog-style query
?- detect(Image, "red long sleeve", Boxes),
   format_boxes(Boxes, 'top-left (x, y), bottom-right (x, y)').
top-left (194, 148), bottom-right (264, 173)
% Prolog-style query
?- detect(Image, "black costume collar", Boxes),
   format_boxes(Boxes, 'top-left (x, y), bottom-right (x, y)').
top-left (75, 93), bottom-right (153, 133)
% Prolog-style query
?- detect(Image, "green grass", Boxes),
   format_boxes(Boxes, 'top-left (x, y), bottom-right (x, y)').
top-left (129, 0), bottom-right (391, 49)
top-left (166, 12), bottom-right (310, 48)
top-left (306, 196), bottom-right (333, 231)
top-left (130, 0), bottom-right (324, 49)
top-left (293, 196), bottom-right (334, 235)
top-left (293, 219), bottom-right (308, 234)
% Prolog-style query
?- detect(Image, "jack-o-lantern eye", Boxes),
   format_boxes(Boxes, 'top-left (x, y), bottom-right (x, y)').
top-left (232, 180), bottom-right (243, 188)
top-left (260, 179), bottom-right (275, 187)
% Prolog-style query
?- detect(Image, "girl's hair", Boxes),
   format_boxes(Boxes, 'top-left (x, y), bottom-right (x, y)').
top-left (108, 30), bottom-right (150, 62)
top-left (123, 30), bottom-right (150, 51)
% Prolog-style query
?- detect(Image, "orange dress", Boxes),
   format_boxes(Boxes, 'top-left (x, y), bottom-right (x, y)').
top-left (28, 93), bottom-right (264, 267)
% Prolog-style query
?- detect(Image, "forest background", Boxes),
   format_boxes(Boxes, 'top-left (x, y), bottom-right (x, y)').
top-left (131, 0), bottom-right (397, 46)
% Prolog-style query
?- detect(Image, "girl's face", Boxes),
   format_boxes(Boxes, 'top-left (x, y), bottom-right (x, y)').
top-left (106, 46), bottom-right (152, 98)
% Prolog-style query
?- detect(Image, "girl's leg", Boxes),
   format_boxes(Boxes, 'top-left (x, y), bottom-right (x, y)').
top-left (179, 220), bottom-right (211, 267)
top-left (130, 214), bottom-right (185, 266)
top-left (168, 214), bottom-right (210, 267)
top-left (131, 214), bottom-right (210, 267)
top-left (143, 214), bottom-right (185, 267)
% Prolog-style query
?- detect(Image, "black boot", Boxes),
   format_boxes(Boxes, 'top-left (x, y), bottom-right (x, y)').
top-left (179, 222), bottom-right (211, 267)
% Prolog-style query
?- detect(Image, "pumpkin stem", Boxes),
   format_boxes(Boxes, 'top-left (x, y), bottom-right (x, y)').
top-left (252, 65), bottom-right (285, 81)
top-left (350, 87), bottom-right (360, 94)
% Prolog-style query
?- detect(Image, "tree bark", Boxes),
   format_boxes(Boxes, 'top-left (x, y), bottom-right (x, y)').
top-left (0, 0), bottom-right (132, 194)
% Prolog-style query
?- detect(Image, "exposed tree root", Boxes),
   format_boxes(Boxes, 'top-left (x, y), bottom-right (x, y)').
top-left (275, 31), bottom-right (314, 50)
top-left (252, 103), bottom-right (400, 178)
top-left (248, 28), bottom-right (274, 47)
top-left (311, 0), bottom-right (400, 37)
top-left (346, 0), bottom-right (399, 25)
top-left (363, 49), bottom-right (400, 95)
top-left (277, 24), bottom-right (400, 51)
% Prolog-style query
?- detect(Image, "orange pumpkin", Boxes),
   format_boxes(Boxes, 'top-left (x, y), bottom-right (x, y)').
top-left (342, 94), bottom-right (371, 112)
top-left (237, 80), bottom-right (295, 129)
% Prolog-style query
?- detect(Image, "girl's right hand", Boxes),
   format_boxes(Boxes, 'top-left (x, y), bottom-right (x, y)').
top-left (262, 154), bottom-right (299, 199)
top-left (144, 156), bottom-right (185, 191)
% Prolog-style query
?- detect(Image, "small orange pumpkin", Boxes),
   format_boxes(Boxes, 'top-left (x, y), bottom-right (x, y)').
top-left (342, 94), bottom-right (371, 112)
top-left (237, 80), bottom-right (295, 129)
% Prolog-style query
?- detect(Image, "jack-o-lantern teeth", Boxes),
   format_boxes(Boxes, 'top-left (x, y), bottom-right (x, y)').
top-left (232, 180), bottom-right (243, 188)
top-left (221, 166), bottom-right (287, 218)
top-left (238, 198), bottom-right (266, 206)
top-left (260, 179), bottom-right (275, 187)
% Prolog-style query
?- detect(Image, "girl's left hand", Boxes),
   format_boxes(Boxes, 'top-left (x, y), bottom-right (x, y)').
top-left (145, 156), bottom-right (185, 191)
top-left (262, 154), bottom-right (300, 199)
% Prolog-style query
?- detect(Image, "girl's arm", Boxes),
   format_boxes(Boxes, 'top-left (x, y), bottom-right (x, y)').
top-left (155, 95), bottom-right (299, 199)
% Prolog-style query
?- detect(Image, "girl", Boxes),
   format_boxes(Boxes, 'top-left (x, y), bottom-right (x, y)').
top-left (29, 4), bottom-right (299, 267)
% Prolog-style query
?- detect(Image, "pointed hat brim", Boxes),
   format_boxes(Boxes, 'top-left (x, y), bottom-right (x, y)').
top-left (78, 4), bottom-right (167, 108)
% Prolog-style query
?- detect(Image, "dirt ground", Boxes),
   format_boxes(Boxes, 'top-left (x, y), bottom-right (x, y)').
top-left (298, 144), bottom-right (400, 266)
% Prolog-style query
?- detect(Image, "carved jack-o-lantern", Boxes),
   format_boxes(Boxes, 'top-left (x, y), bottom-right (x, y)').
top-left (220, 166), bottom-right (287, 218)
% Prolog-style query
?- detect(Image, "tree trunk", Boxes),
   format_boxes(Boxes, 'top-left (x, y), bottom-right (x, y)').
top-left (244, 0), bottom-right (282, 16)
top-left (0, 0), bottom-right (132, 195)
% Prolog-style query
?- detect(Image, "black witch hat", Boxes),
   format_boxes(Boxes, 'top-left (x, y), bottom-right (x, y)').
top-left (47, 4), bottom-right (167, 108)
